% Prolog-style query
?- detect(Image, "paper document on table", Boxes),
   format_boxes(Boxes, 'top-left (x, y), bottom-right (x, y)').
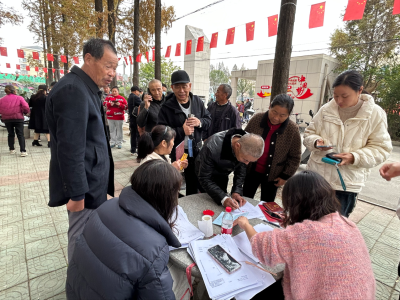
top-left (212, 211), bottom-right (248, 226)
top-left (232, 223), bottom-right (274, 263)
top-left (234, 262), bottom-right (276, 300)
top-left (189, 234), bottom-right (263, 300)
top-left (169, 206), bottom-right (204, 251)
top-left (232, 201), bottom-right (265, 220)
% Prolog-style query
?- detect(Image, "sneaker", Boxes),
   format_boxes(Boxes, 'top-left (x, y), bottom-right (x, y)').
top-left (21, 152), bottom-right (28, 157)
top-left (110, 144), bottom-right (115, 148)
top-left (117, 145), bottom-right (122, 149)
top-left (10, 150), bottom-right (16, 154)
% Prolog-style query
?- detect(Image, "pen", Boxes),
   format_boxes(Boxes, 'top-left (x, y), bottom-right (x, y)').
top-left (228, 193), bottom-right (242, 212)
top-left (263, 220), bottom-right (281, 228)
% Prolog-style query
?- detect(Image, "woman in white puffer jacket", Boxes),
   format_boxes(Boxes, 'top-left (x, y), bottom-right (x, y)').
top-left (304, 70), bottom-right (392, 217)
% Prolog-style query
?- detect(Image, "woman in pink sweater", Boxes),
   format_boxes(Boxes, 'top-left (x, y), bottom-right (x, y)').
top-left (0, 85), bottom-right (30, 156)
top-left (235, 170), bottom-right (375, 300)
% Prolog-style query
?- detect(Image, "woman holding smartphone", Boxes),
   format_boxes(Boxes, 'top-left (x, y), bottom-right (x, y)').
top-left (304, 70), bottom-right (392, 217)
top-left (234, 171), bottom-right (375, 300)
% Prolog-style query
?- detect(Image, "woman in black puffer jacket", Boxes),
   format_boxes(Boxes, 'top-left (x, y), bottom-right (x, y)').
top-left (29, 84), bottom-right (50, 147)
top-left (66, 160), bottom-right (182, 300)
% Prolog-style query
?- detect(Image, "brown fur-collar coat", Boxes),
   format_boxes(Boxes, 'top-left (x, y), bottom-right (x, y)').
top-left (245, 112), bottom-right (301, 181)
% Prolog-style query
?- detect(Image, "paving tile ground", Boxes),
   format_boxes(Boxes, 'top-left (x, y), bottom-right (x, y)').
top-left (0, 123), bottom-right (399, 299)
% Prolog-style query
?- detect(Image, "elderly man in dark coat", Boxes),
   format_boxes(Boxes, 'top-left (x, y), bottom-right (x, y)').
top-left (195, 128), bottom-right (264, 209)
top-left (203, 84), bottom-right (242, 141)
top-left (46, 38), bottom-right (116, 262)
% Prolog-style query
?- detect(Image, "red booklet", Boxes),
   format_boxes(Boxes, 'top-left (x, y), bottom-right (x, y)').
top-left (175, 141), bottom-right (185, 160)
top-left (263, 202), bottom-right (283, 213)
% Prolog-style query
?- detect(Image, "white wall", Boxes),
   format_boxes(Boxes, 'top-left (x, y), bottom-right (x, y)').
top-left (184, 25), bottom-right (211, 104)
top-left (252, 54), bottom-right (339, 125)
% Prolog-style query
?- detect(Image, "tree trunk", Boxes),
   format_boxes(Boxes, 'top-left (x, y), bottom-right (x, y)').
top-left (43, 0), bottom-right (53, 84)
top-left (107, 0), bottom-right (116, 43)
top-left (39, 0), bottom-right (47, 75)
top-left (108, 0), bottom-right (117, 87)
top-left (95, 0), bottom-right (103, 37)
top-left (61, 8), bottom-right (69, 74)
top-left (132, 0), bottom-right (139, 86)
top-left (270, 0), bottom-right (297, 102)
top-left (49, 0), bottom-right (60, 81)
top-left (154, 0), bottom-right (161, 80)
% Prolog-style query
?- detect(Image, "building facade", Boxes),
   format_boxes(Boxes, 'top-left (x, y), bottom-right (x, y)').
top-left (231, 54), bottom-right (339, 127)
top-left (184, 25), bottom-right (211, 104)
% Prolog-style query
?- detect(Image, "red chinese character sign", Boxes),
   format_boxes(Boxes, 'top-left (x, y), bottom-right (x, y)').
top-left (287, 75), bottom-right (314, 99)
top-left (257, 76), bottom-right (313, 100)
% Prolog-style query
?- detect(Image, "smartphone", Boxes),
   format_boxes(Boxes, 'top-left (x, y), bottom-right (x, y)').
top-left (208, 245), bottom-right (241, 274)
top-left (262, 203), bottom-right (283, 221)
top-left (317, 145), bottom-right (336, 148)
top-left (266, 211), bottom-right (283, 221)
top-left (188, 113), bottom-right (195, 118)
top-left (325, 152), bottom-right (342, 163)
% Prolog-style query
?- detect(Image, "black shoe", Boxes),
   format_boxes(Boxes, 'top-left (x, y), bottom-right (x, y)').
top-left (32, 140), bottom-right (42, 146)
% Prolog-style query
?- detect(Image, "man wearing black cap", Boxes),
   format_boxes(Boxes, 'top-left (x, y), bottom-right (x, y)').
top-left (127, 86), bottom-right (142, 154)
top-left (158, 70), bottom-right (212, 195)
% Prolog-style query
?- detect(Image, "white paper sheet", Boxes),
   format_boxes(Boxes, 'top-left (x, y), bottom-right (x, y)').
top-left (232, 223), bottom-right (274, 263)
top-left (190, 234), bottom-right (262, 300)
top-left (232, 201), bottom-right (265, 220)
top-left (169, 206), bottom-right (205, 251)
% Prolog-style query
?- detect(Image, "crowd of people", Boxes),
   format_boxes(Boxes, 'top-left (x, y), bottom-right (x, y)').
top-left (0, 37), bottom-right (397, 299)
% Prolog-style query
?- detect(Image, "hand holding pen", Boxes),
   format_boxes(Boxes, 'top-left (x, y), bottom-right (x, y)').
top-left (224, 193), bottom-right (246, 211)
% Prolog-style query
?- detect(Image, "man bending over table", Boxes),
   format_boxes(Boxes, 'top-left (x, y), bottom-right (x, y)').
top-left (195, 128), bottom-right (264, 209)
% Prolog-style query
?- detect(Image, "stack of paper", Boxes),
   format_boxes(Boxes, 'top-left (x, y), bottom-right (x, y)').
top-left (188, 234), bottom-right (275, 300)
top-left (169, 206), bottom-right (205, 251)
top-left (232, 223), bottom-right (274, 263)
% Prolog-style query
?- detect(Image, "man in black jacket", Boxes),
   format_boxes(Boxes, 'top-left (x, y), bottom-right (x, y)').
top-left (244, 98), bottom-right (252, 120)
top-left (195, 128), bottom-right (264, 208)
top-left (127, 86), bottom-right (141, 154)
top-left (158, 70), bottom-right (211, 195)
top-left (203, 84), bottom-right (241, 140)
top-left (137, 79), bottom-right (165, 132)
top-left (46, 38), bottom-right (116, 261)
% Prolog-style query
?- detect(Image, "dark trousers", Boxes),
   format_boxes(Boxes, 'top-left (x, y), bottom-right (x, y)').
top-left (243, 170), bottom-right (278, 202)
top-left (336, 190), bottom-right (357, 217)
top-left (251, 279), bottom-right (284, 300)
top-left (106, 125), bottom-right (110, 141)
top-left (130, 119), bottom-right (139, 153)
top-left (184, 153), bottom-right (200, 196)
top-left (5, 121), bottom-right (26, 152)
